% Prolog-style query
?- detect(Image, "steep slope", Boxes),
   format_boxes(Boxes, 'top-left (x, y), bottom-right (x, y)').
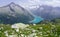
top-left (0, 2), bottom-right (35, 24)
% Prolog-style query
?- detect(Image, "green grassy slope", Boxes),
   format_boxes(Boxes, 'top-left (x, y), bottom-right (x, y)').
top-left (0, 23), bottom-right (60, 37)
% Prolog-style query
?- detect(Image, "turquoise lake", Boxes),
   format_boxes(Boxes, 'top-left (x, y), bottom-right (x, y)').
top-left (29, 16), bottom-right (43, 24)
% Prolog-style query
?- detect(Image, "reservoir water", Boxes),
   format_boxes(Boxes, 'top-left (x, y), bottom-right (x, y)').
top-left (29, 16), bottom-right (43, 24)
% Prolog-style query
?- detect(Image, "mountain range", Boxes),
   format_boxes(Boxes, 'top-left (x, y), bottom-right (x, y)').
top-left (0, 2), bottom-right (43, 24)
top-left (30, 5), bottom-right (60, 20)
top-left (0, 2), bottom-right (60, 24)
top-left (0, 2), bottom-right (35, 24)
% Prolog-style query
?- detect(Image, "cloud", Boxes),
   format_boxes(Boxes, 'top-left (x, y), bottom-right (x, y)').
top-left (41, 0), bottom-right (60, 7)
top-left (19, 0), bottom-right (60, 9)
top-left (19, 0), bottom-right (40, 9)
top-left (0, 0), bottom-right (60, 7)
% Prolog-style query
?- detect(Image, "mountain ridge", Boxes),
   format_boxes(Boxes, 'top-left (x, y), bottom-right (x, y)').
top-left (31, 5), bottom-right (60, 20)
top-left (0, 2), bottom-right (35, 24)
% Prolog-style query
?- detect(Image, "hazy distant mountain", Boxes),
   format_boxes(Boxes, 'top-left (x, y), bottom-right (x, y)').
top-left (31, 5), bottom-right (60, 20)
top-left (0, 2), bottom-right (34, 24)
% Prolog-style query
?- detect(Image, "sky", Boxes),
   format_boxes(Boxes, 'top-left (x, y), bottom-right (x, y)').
top-left (0, 0), bottom-right (60, 8)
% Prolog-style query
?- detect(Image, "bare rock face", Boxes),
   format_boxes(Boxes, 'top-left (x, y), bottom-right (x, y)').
top-left (0, 2), bottom-right (34, 24)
